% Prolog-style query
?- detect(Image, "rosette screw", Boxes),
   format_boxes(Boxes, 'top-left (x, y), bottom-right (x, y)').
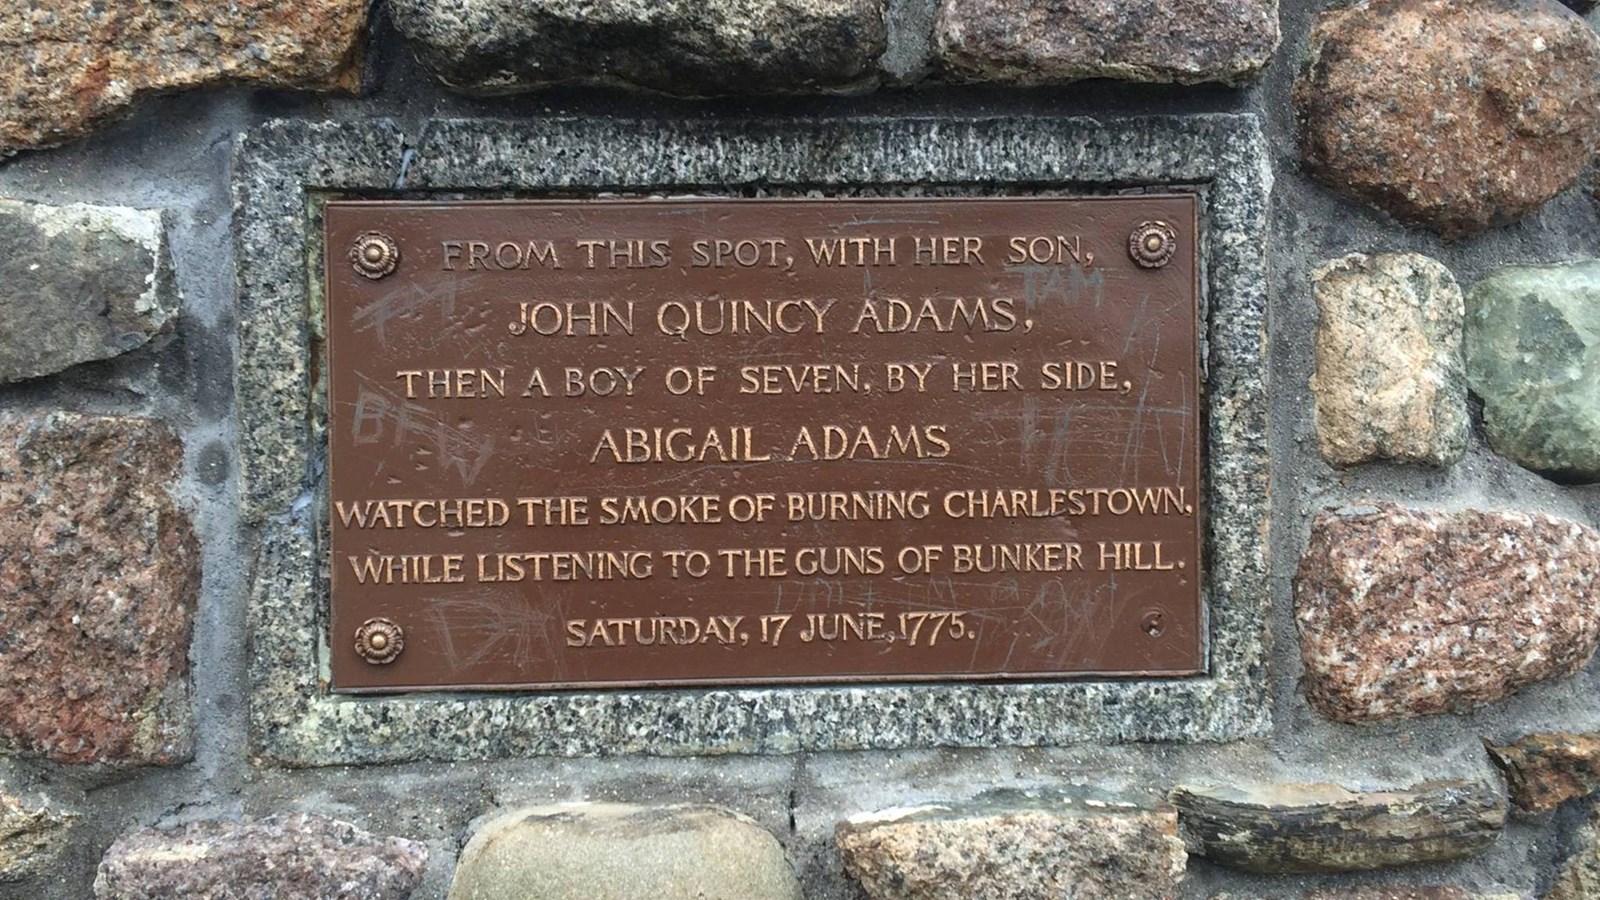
top-left (1129, 221), bottom-right (1178, 269)
top-left (349, 231), bottom-right (400, 280)
top-left (354, 617), bottom-right (404, 664)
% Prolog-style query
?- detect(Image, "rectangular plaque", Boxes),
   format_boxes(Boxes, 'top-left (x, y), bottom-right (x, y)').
top-left (324, 196), bottom-right (1202, 691)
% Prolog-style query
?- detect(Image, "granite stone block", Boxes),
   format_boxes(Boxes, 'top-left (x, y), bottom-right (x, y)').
top-left (1310, 253), bottom-right (1467, 468)
top-left (0, 0), bottom-right (367, 155)
top-left (1295, 503), bottom-right (1600, 722)
top-left (1487, 732), bottom-right (1600, 814)
top-left (94, 814), bottom-right (426, 900)
top-left (837, 794), bottom-right (1186, 900)
top-left (1295, 0), bottom-right (1600, 238)
top-left (936, 0), bottom-right (1279, 86)
top-left (0, 412), bottom-right (197, 765)
top-left (235, 115), bottom-right (1270, 763)
top-left (391, 0), bottom-right (885, 97)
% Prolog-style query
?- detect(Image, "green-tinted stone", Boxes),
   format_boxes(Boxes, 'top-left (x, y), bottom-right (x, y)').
top-left (1465, 261), bottom-right (1600, 482)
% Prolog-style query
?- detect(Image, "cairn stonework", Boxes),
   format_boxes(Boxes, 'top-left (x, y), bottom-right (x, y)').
top-left (3, 0), bottom-right (1600, 896)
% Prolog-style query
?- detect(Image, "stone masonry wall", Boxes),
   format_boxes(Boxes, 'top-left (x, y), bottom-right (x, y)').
top-left (1, 0), bottom-right (1599, 898)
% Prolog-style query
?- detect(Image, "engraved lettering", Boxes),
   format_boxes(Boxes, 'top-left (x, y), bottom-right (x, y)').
top-left (511, 301), bottom-right (635, 337)
top-left (1006, 234), bottom-right (1093, 266)
top-left (325, 196), bottom-right (1203, 690)
top-left (850, 297), bottom-right (1016, 334)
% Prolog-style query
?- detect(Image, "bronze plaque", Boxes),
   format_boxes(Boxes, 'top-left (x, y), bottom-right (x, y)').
top-left (323, 196), bottom-right (1203, 691)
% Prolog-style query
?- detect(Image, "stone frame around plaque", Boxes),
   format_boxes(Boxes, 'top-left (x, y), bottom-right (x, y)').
top-left (235, 115), bottom-right (1271, 765)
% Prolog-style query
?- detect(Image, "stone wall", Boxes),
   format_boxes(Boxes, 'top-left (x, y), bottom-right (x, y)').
top-left (0, 0), bottom-right (1598, 898)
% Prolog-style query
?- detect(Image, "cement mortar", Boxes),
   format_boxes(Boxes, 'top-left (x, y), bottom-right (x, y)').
top-left (0, 5), bottom-right (1596, 898)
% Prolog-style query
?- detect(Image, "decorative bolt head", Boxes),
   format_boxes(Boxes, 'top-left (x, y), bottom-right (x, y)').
top-left (1129, 221), bottom-right (1178, 269)
top-left (354, 617), bottom-right (404, 664)
top-left (349, 231), bottom-right (400, 280)
top-left (1141, 610), bottom-right (1166, 637)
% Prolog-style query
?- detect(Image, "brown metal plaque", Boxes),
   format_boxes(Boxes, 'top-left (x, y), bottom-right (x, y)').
top-left (323, 196), bottom-right (1203, 692)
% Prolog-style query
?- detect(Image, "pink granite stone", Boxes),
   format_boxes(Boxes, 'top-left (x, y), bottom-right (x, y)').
top-left (1295, 503), bottom-right (1600, 722)
top-left (0, 412), bottom-right (197, 764)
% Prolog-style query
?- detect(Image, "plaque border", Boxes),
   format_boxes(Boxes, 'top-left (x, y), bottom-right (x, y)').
top-left (235, 115), bottom-right (1271, 764)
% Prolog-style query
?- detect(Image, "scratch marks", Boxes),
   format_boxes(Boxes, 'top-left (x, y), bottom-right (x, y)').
top-left (348, 375), bottom-right (495, 487)
top-left (425, 587), bottom-right (570, 678)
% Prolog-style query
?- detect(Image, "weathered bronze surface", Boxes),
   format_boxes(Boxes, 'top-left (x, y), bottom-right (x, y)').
top-left (323, 197), bottom-right (1203, 691)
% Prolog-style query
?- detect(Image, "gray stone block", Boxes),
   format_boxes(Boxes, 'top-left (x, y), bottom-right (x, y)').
top-left (1175, 780), bottom-right (1507, 874)
top-left (390, 0), bottom-right (886, 97)
top-left (935, 0), bottom-right (1279, 86)
top-left (0, 199), bottom-right (178, 383)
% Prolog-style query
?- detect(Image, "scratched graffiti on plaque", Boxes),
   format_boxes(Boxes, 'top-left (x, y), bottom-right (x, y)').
top-left (321, 197), bottom-right (1203, 691)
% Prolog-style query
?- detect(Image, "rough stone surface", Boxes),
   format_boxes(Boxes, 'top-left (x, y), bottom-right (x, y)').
top-left (238, 115), bottom-right (1272, 763)
top-left (448, 803), bottom-right (799, 900)
top-left (0, 0), bottom-right (367, 155)
top-left (935, 0), bottom-right (1279, 86)
top-left (0, 412), bottom-right (197, 765)
top-left (389, 0), bottom-right (886, 97)
top-left (1548, 807), bottom-right (1600, 900)
top-left (1295, 503), bottom-right (1600, 723)
top-left (1216, 883), bottom-right (1516, 890)
top-left (0, 789), bottom-right (74, 883)
top-left (1294, 0), bottom-right (1600, 238)
top-left (1174, 781), bottom-right (1506, 874)
top-left (0, 199), bottom-right (178, 383)
top-left (1465, 261), bottom-right (1600, 483)
top-left (1310, 253), bottom-right (1468, 468)
top-left (94, 813), bottom-right (426, 900)
top-left (1487, 732), bottom-right (1600, 814)
top-left (836, 795), bottom-right (1187, 900)
top-left (1305, 883), bottom-right (1516, 890)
